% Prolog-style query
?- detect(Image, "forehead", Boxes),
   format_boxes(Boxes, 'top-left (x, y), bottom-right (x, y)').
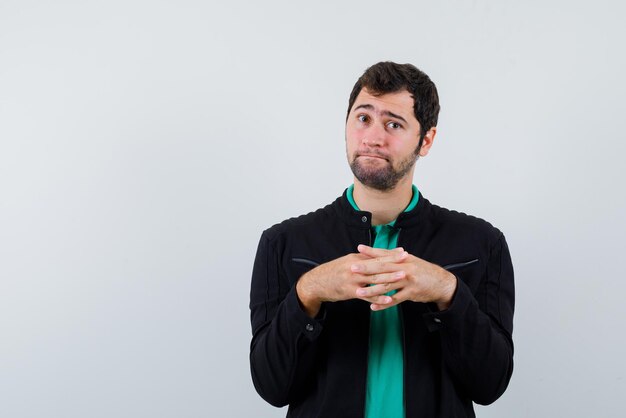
top-left (352, 88), bottom-right (416, 122)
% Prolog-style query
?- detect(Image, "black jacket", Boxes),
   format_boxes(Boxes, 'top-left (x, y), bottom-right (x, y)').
top-left (249, 190), bottom-right (514, 417)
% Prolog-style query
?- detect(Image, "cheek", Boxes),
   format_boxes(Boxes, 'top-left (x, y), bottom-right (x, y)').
top-left (396, 136), bottom-right (419, 153)
top-left (384, 140), bottom-right (404, 154)
top-left (345, 128), bottom-right (360, 150)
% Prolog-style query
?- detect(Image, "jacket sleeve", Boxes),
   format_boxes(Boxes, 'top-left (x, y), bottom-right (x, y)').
top-left (422, 232), bottom-right (515, 405)
top-left (249, 232), bottom-right (325, 407)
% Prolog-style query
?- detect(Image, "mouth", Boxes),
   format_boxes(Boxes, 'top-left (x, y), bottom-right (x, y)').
top-left (357, 154), bottom-right (388, 161)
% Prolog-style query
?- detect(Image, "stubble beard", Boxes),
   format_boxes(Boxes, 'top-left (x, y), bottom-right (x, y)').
top-left (349, 149), bottom-right (419, 192)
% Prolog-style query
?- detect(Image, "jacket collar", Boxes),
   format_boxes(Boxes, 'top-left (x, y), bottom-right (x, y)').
top-left (333, 188), bottom-right (430, 229)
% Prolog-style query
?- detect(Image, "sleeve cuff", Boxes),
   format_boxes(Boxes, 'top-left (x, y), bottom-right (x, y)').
top-left (284, 286), bottom-right (326, 341)
top-left (422, 274), bottom-right (473, 332)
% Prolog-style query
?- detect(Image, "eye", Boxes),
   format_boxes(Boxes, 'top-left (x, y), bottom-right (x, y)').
top-left (387, 121), bottom-right (402, 129)
top-left (357, 114), bottom-right (369, 123)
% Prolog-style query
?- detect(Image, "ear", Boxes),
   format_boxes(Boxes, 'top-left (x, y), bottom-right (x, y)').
top-left (417, 127), bottom-right (437, 157)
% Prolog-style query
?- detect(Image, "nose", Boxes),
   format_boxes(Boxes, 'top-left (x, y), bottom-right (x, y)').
top-left (362, 122), bottom-right (387, 147)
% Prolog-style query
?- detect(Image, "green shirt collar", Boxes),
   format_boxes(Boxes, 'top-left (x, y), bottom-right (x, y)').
top-left (346, 184), bottom-right (420, 227)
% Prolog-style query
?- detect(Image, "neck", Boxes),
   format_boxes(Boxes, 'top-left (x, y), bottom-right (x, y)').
top-left (352, 177), bottom-right (414, 225)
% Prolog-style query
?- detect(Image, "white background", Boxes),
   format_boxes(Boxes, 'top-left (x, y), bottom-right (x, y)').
top-left (1, 1), bottom-right (625, 417)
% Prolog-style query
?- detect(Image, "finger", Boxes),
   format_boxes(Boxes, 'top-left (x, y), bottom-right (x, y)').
top-left (351, 251), bottom-right (407, 273)
top-left (364, 270), bottom-right (406, 285)
top-left (351, 256), bottom-right (406, 274)
top-left (361, 294), bottom-right (394, 306)
top-left (357, 244), bottom-right (404, 258)
top-left (355, 279), bottom-right (403, 298)
top-left (370, 288), bottom-right (409, 311)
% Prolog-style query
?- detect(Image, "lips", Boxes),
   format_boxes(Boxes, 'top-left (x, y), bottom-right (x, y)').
top-left (357, 153), bottom-right (388, 161)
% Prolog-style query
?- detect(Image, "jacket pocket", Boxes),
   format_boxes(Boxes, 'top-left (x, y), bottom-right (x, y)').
top-left (291, 257), bottom-right (321, 267)
top-left (442, 258), bottom-right (479, 271)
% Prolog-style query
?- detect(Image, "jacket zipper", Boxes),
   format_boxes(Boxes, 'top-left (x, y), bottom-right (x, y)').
top-left (363, 227), bottom-right (372, 415)
top-left (398, 229), bottom-right (408, 416)
top-left (400, 304), bottom-right (407, 416)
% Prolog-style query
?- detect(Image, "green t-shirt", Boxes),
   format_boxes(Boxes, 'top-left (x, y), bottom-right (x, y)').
top-left (346, 184), bottom-right (419, 418)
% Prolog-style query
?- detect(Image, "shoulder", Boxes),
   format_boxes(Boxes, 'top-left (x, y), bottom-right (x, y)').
top-left (261, 196), bottom-right (342, 243)
top-left (426, 199), bottom-right (504, 245)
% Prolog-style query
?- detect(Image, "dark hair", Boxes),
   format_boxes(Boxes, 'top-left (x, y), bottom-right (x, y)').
top-left (346, 62), bottom-right (440, 144)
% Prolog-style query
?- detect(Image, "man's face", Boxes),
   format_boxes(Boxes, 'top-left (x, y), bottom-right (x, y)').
top-left (346, 88), bottom-right (427, 191)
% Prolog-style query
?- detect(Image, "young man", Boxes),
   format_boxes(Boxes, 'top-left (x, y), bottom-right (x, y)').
top-left (249, 62), bottom-right (515, 418)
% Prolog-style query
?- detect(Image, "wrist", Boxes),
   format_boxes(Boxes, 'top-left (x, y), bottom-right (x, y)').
top-left (296, 273), bottom-right (322, 317)
top-left (435, 271), bottom-right (457, 311)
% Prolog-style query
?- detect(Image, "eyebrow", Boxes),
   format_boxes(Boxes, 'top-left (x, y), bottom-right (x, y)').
top-left (353, 104), bottom-right (408, 124)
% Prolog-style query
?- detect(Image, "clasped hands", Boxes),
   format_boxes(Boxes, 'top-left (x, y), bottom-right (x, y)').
top-left (296, 244), bottom-right (457, 318)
